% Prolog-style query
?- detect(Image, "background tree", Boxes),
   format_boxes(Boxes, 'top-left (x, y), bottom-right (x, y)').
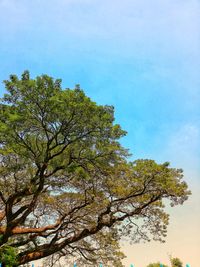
top-left (170, 257), bottom-right (183, 267)
top-left (146, 263), bottom-right (168, 267)
top-left (0, 71), bottom-right (190, 266)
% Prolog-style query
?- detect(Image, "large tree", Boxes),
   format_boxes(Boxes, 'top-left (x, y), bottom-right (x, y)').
top-left (0, 71), bottom-right (190, 266)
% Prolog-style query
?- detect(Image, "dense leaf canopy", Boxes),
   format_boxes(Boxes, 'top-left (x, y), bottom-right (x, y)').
top-left (0, 72), bottom-right (190, 266)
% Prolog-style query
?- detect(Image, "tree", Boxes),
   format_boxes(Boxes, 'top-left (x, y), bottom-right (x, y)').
top-left (170, 257), bottom-right (183, 267)
top-left (146, 263), bottom-right (168, 267)
top-left (0, 71), bottom-right (190, 266)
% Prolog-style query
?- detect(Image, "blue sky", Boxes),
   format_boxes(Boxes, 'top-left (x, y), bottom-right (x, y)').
top-left (0, 0), bottom-right (200, 266)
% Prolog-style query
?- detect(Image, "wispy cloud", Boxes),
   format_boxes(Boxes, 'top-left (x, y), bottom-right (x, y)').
top-left (1, 0), bottom-right (199, 53)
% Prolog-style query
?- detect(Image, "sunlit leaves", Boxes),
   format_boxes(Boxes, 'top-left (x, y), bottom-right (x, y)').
top-left (0, 71), bottom-right (191, 266)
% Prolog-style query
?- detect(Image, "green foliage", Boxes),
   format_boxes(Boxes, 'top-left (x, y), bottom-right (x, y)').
top-left (0, 245), bottom-right (18, 266)
top-left (170, 257), bottom-right (183, 267)
top-left (146, 256), bottom-right (184, 267)
top-left (146, 263), bottom-right (168, 267)
top-left (0, 71), bottom-right (191, 266)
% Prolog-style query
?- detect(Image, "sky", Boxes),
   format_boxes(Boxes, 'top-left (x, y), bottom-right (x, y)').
top-left (0, 0), bottom-right (199, 266)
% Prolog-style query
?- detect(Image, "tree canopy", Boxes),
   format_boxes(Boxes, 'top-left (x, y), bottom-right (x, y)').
top-left (146, 256), bottom-right (184, 267)
top-left (170, 257), bottom-right (183, 267)
top-left (146, 263), bottom-right (168, 267)
top-left (0, 71), bottom-right (190, 266)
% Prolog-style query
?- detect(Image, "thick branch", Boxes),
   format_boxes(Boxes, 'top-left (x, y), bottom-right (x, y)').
top-left (18, 195), bottom-right (161, 265)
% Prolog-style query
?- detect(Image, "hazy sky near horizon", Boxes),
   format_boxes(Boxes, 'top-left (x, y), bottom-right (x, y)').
top-left (0, 0), bottom-right (200, 266)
